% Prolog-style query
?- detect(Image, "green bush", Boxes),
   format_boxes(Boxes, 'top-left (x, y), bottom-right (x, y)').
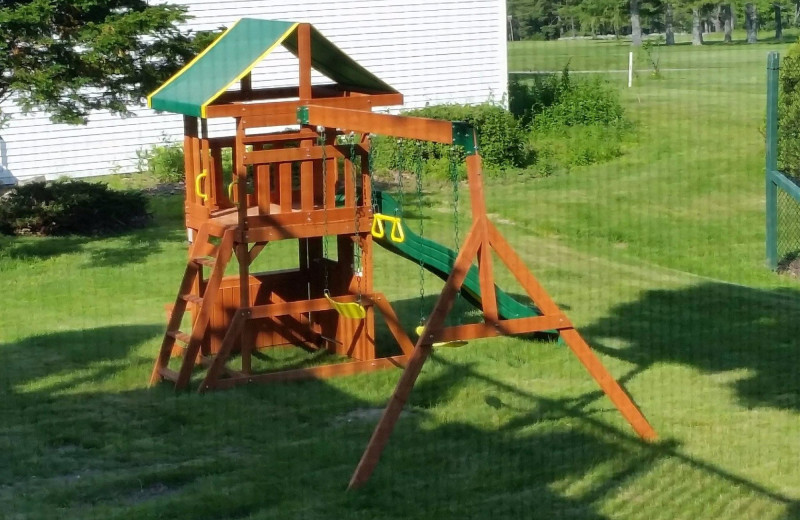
top-left (533, 77), bottom-right (625, 130)
top-left (779, 44), bottom-right (800, 177)
top-left (0, 179), bottom-right (150, 236)
top-left (510, 68), bottom-right (625, 130)
top-left (531, 124), bottom-right (627, 173)
top-left (139, 141), bottom-right (184, 183)
top-left (372, 103), bottom-right (529, 178)
top-left (508, 73), bottom-right (567, 127)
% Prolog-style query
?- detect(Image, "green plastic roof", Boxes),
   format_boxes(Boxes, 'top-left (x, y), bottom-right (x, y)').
top-left (148, 18), bottom-right (397, 118)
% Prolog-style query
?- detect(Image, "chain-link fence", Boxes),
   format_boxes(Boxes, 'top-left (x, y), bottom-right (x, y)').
top-left (776, 186), bottom-right (800, 273)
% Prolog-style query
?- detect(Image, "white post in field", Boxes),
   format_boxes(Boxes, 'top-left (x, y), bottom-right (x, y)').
top-left (628, 51), bottom-right (634, 88)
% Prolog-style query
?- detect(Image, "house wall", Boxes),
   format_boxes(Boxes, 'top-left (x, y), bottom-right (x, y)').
top-left (0, 0), bottom-right (507, 184)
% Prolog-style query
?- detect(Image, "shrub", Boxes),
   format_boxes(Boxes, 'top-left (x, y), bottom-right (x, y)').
top-left (533, 77), bottom-right (625, 130)
top-left (372, 103), bottom-right (529, 178)
top-left (531, 124), bottom-right (627, 172)
top-left (508, 72), bottom-right (568, 127)
top-left (139, 141), bottom-right (184, 183)
top-left (779, 44), bottom-right (800, 177)
top-left (510, 67), bottom-right (625, 130)
top-left (0, 179), bottom-right (150, 236)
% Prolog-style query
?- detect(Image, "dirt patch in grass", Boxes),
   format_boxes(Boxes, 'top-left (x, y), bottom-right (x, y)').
top-left (124, 482), bottom-right (176, 504)
top-left (333, 407), bottom-right (415, 425)
top-left (142, 181), bottom-right (184, 197)
top-left (776, 253), bottom-right (800, 279)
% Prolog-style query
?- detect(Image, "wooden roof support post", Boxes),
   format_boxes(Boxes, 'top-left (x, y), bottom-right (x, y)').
top-left (240, 72), bottom-right (252, 94)
top-left (184, 116), bottom-right (199, 206)
top-left (298, 23), bottom-right (312, 100)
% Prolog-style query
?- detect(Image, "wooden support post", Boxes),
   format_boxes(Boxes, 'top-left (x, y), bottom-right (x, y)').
top-left (200, 119), bottom-right (212, 206)
top-left (183, 116), bottom-right (199, 206)
top-left (298, 24), bottom-right (312, 100)
top-left (465, 156), bottom-right (499, 322)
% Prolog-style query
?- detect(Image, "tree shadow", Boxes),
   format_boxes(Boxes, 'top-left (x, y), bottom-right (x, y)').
top-left (87, 227), bottom-right (184, 268)
top-left (581, 282), bottom-right (800, 411)
top-left (0, 222), bottom-right (185, 269)
top-left (0, 324), bottom-right (163, 391)
top-left (1, 315), bottom-right (797, 518)
top-left (0, 235), bottom-right (88, 261)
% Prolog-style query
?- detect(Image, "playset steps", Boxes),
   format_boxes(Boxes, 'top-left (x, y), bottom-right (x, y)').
top-left (150, 224), bottom-right (235, 390)
top-left (158, 367), bottom-right (180, 382)
top-left (180, 294), bottom-right (204, 305)
top-left (167, 330), bottom-right (192, 344)
top-left (192, 257), bottom-right (217, 267)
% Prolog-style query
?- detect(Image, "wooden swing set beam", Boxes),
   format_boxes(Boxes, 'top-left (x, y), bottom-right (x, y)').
top-left (302, 105), bottom-right (456, 144)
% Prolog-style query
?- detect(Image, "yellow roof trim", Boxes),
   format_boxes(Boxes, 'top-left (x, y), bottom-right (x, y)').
top-left (199, 22), bottom-right (300, 118)
top-left (146, 20), bottom-right (243, 109)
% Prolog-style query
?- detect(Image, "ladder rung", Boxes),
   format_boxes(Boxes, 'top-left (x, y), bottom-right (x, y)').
top-left (180, 294), bottom-right (204, 305)
top-left (158, 367), bottom-right (179, 382)
top-left (192, 257), bottom-right (216, 267)
top-left (167, 329), bottom-right (192, 344)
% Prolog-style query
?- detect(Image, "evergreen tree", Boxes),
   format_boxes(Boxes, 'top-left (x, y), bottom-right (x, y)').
top-left (0, 0), bottom-right (214, 127)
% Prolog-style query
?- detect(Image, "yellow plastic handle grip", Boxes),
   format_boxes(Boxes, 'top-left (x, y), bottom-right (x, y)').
top-left (195, 171), bottom-right (208, 202)
top-left (389, 218), bottom-right (405, 243)
top-left (371, 214), bottom-right (405, 243)
top-left (227, 179), bottom-right (237, 201)
top-left (371, 216), bottom-right (386, 239)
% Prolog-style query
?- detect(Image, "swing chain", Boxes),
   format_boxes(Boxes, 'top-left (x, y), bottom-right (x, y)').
top-left (349, 133), bottom-right (363, 302)
top-left (368, 133), bottom-right (378, 214)
top-left (318, 126), bottom-right (330, 295)
top-left (415, 141), bottom-right (425, 323)
top-left (396, 139), bottom-right (405, 216)
top-left (450, 145), bottom-right (460, 253)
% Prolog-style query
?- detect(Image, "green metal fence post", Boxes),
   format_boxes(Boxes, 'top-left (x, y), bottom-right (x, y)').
top-left (766, 52), bottom-right (780, 270)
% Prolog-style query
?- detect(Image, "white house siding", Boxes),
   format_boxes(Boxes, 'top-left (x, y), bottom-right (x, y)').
top-left (0, 0), bottom-right (507, 184)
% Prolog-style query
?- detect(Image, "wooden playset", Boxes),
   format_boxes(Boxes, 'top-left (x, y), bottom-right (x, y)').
top-left (147, 18), bottom-right (657, 488)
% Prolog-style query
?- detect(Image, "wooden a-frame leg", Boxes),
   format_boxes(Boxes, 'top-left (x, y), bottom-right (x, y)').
top-left (559, 328), bottom-right (657, 440)
top-left (370, 294), bottom-right (415, 357)
top-left (348, 226), bottom-right (482, 489)
top-left (487, 221), bottom-right (657, 441)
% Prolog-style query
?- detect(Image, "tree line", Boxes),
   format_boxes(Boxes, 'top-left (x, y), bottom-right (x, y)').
top-left (508, 0), bottom-right (796, 44)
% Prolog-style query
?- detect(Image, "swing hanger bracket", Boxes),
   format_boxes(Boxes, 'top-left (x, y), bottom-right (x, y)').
top-left (452, 121), bottom-right (477, 156)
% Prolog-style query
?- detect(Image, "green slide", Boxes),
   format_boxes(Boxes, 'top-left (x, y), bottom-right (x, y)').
top-left (373, 191), bottom-right (540, 320)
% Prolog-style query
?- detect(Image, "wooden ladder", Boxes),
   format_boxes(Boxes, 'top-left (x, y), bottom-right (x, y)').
top-left (150, 223), bottom-right (235, 390)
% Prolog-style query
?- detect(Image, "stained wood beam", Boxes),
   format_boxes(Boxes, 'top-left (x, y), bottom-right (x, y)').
top-left (206, 93), bottom-right (404, 120)
top-left (303, 105), bottom-right (455, 144)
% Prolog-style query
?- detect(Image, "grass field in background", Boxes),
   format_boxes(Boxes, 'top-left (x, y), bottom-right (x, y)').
top-left (1, 35), bottom-right (800, 519)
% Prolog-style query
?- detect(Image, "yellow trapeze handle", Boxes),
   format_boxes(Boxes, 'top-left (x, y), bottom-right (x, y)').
top-left (325, 293), bottom-right (366, 319)
top-left (371, 216), bottom-right (386, 239)
top-left (371, 214), bottom-right (405, 243)
top-left (195, 171), bottom-right (208, 202)
top-left (414, 325), bottom-right (468, 348)
top-left (227, 179), bottom-right (237, 200)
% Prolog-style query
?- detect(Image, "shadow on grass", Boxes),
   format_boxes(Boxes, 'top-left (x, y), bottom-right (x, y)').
top-left (1, 305), bottom-right (797, 518)
top-left (0, 222), bottom-right (185, 269)
top-left (0, 193), bottom-right (186, 268)
top-left (581, 282), bottom-right (800, 412)
top-left (0, 324), bottom-right (163, 391)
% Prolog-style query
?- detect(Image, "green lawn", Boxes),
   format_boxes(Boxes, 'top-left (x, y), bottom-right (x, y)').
top-left (2, 36), bottom-right (800, 519)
